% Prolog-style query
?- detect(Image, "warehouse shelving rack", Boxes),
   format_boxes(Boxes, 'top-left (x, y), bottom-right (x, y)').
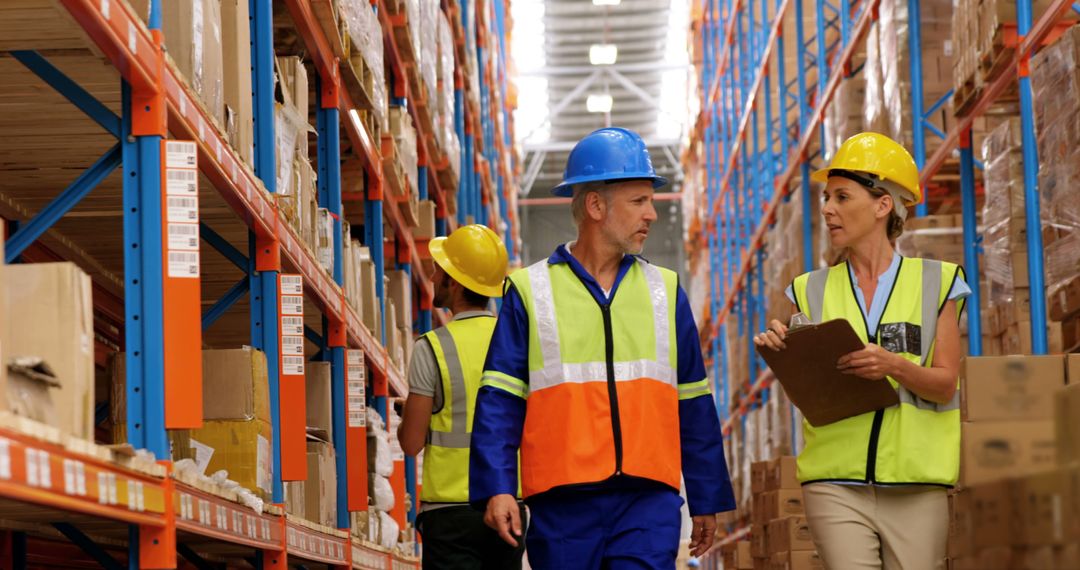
top-left (0, 0), bottom-right (517, 567)
top-left (690, 0), bottom-right (1080, 557)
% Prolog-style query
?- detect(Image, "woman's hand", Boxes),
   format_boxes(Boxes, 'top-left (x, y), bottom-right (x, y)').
top-left (837, 344), bottom-right (900, 380)
top-left (752, 319), bottom-right (789, 351)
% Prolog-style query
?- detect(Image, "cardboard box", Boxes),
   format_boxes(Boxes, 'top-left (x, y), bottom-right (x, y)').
top-left (948, 489), bottom-right (975, 558)
top-left (221, 0), bottom-right (253, 165)
top-left (133, 0), bottom-right (225, 125)
top-left (769, 550), bottom-right (825, 570)
top-left (1057, 384), bottom-right (1080, 467)
top-left (971, 480), bottom-right (1017, 550)
top-left (0, 239), bottom-right (6, 397)
top-left (306, 362), bottom-right (332, 441)
top-left (733, 541), bottom-right (754, 569)
top-left (767, 516), bottom-right (815, 554)
top-left (416, 200), bottom-right (436, 240)
top-left (1068, 354), bottom-right (1080, 385)
top-left (962, 421), bottom-right (1057, 486)
top-left (5, 359), bottom-right (58, 424)
top-left (1013, 469), bottom-right (1073, 546)
top-left (750, 524), bottom-right (769, 558)
top-left (304, 440), bottom-right (337, 527)
top-left (5, 263), bottom-right (94, 439)
top-left (359, 251), bottom-right (380, 334)
top-left (975, 546), bottom-right (1021, 570)
top-left (387, 270), bottom-right (412, 330)
top-left (757, 489), bottom-right (805, 522)
top-left (285, 481), bottom-right (305, 518)
top-left (173, 419), bottom-right (273, 500)
top-left (960, 355), bottom-right (1065, 421)
top-left (751, 460), bottom-right (770, 494)
top-left (767, 456), bottom-right (800, 491)
top-left (203, 348), bottom-right (270, 421)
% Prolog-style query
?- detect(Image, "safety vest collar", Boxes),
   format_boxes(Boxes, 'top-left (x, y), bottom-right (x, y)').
top-left (525, 258), bottom-right (676, 393)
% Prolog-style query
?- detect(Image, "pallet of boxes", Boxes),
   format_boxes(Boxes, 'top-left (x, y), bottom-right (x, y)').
top-left (748, 457), bottom-right (825, 570)
top-left (948, 354), bottom-right (1080, 569)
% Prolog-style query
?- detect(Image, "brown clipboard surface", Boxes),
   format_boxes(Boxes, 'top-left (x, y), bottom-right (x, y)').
top-left (756, 319), bottom-right (900, 427)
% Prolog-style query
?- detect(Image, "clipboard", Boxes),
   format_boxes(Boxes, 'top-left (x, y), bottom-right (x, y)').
top-left (756, 318), bottom-right (899, 427)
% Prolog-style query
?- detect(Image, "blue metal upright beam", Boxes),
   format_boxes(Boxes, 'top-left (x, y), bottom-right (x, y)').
top-left (1016, 0), bottom-right (1049, 354)
top-left (907, 0), bottom-right (929, 217)
top-left (121, 81), bottom-right (167, 459)
top-left (958, 129), bottom-right (982, 356)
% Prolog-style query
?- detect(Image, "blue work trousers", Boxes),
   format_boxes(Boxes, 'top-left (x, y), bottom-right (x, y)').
top-left (525, 485), bottom-right (683, 570)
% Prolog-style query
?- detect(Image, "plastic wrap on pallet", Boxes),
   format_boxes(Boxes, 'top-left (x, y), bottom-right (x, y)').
top-left (420, 0), bottom-right (439, 107)
top-left (466, 2), bottom-right (481, 109)
top-left (824, 71), bottom-right (866, 160)
top-left (1032, 25), bottom-right (1080, 293)
top-left (390, 107), bottom-right (420, 195)
top-left (980, 119), bottom-right (1025, 301)
top-left (437, 11), bottom-right (456, 154)
top-left (340, 0), bottom-right (388, 131)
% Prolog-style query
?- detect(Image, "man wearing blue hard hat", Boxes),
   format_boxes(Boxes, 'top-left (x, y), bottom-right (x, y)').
top-left (469, 127), bottom-right (735, 568)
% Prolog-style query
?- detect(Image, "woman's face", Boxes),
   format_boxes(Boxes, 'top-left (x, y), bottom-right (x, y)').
top-left (821, 177), bottom-right (891, 248)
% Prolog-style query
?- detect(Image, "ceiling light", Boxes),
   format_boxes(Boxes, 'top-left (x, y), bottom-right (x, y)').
top-left (593, 0), bottom-right (621, 5)
top-left (589, 44), bottom-right (618, 65)
top-left (587, 94), bottom-right (613, 113)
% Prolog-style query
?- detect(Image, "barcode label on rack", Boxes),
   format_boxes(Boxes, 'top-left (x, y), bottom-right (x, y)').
top-left (280, 295), bottom-right (303, 315)
top-left (347, 365), bottom-right (365, 382)
top-left (165, 141), bottom-right (198, 169)
top-left (279, 274), bottom-right (303, 295)
top-left (101, 0), bottom-right (109, 19)
top-left (166, 196), bottom-right (199, 222)
top-left (347, 349), bottom-right (364, 366)
top-left (166, 169), bottom-right (198, 195)
top-left (128, 22), bottom-right (136, 54)
top-left (283, 355), bottom-right (305, 376)
top-left (168, 251), bottom-right (200, 278)
top-left (281, 335), bottom-right (304, 355)
top-left (168, 223), bottom-right (199, 250)
top-left (281, 316), bottom-right (304, 336)
top-left (348, 395), bottom-right (366, 412)
top-left (348, 379), bottom-right (364, 397)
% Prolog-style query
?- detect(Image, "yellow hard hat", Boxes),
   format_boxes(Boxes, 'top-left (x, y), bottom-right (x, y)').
top-left (811, 132), bottom-right (922, 205)
top-left (429, 224), bottom-right (509, 298)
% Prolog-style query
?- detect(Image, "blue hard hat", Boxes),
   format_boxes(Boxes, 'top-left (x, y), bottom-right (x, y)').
top-left (551, 127), bottom-right (669, 197)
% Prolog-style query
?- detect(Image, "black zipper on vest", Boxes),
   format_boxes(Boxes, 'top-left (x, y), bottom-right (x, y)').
top-left (600, 304), bottom-right (624, 475)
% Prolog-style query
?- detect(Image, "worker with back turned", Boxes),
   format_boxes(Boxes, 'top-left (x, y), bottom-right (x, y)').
top-left (469, 127), bottom-right (736, 569)
top-left (755, 133), bottom-right (970, 570)
top-left (397, 224), bottom-right (524, 570)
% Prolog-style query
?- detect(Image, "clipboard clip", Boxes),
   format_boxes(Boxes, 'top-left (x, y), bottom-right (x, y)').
top-left (789, 312), bottom-right (812, 330)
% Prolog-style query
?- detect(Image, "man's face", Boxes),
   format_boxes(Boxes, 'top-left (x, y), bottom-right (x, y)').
top-left (433, 264), bottom-right (451, 308)
top-left (599, 180), bottom-right (658, 255)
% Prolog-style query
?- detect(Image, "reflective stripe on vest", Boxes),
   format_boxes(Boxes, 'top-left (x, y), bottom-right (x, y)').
top-left (509, 257), bottom-right (685, 498)
top-left (421, 316), bottom-right (496, 503)
top-left (792, 257), bottom-right (963, 486)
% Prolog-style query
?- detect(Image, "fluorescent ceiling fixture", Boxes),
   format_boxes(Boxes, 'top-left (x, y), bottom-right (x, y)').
top-left (589, 44), bottom-right (618, 65)
top-left (587, 94), bottom-right (613, 113)
top-left (593, 0), bottom-right (620, 5)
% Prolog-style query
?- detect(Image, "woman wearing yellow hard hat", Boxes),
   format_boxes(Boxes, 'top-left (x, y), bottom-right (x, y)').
top-left (754, 133), bottom-right (970, 569)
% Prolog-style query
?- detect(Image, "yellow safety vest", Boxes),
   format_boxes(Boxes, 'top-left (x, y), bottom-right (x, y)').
top-left (420, 315), bottom-right (496, 503)
top-left (791, 257), bottom-right (965, 486)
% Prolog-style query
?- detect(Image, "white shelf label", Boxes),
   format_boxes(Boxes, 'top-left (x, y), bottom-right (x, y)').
top-left (281, 335), bottom-right (304, 356)
top-left (165, 141), bottom-right (198, 169)
top-left (348, 411), bottom-right (366, 428)
top-left (280, 295), bottom-right (304, 316)
top-left (63, 460), bottom-right (75, 494)
top-left (101, 0), bottom-right (109, 19)
top-left (347, 349), bottom-right (364, 366)
top-left (108, 473), bottom-right (118, 504)
top-left (166, 196), bottom-right (199, 223)
top-left (168, 223), bottom-right (200, 251)
top-left (128, 22), bottom-right (137, 54)
top-left (166, 169), bottom-right (198, 196)
top-left (200, 499), bottom-right (211, 525)
top-left (75, 461), bottom-right (86, 496)
top-left (0, 439), bottom-right (10, 480)
top-left (283, 355), bottom-right (305, 376)
top-left (279, 275), bottom-right (303, 295)
top-left (168, 251), bottom-right (200, 278)
top-left (347, 379), bottom-right (364, 396)
top-left (281, 316), bottom-right (304, 336)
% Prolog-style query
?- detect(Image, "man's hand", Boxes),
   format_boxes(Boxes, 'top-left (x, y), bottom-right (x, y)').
top-left (689, 514), bottom-right (717, 557)
top-left (483, 494), bottom-right (522, 547)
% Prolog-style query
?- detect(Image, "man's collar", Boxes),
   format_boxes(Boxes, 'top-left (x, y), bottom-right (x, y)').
top-left (547, 241), bottom-right (645, 266)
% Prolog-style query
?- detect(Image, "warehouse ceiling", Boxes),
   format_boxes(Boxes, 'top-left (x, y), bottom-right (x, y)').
top-left (513, 0), bottom-right (689, 277)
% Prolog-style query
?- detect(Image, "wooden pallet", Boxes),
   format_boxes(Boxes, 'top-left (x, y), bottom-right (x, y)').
top-left (390, 13), bottom-right (417, 66)
top-left (435, 157), bottom-right (459, 194)
top-left (953, 73), bottom-right (982, 118)
top-left (980, 24), bottom-right (1019, 85)
top-left (345, 49), bottom-right (379, 114)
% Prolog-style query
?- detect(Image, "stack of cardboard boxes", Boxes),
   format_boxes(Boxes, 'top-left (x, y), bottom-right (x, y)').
top-left (284, 362), bottom-right (338, 528)
top-left (1032, 24), bottom-right (1080, 352)
top-left (949, 354), bottom-right (1079, 569)
top-left (748, 457), bottom-right (824, 570)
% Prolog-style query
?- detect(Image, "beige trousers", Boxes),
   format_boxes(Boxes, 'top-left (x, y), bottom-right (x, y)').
top-left (802, 483), bottom-right (948, 570)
